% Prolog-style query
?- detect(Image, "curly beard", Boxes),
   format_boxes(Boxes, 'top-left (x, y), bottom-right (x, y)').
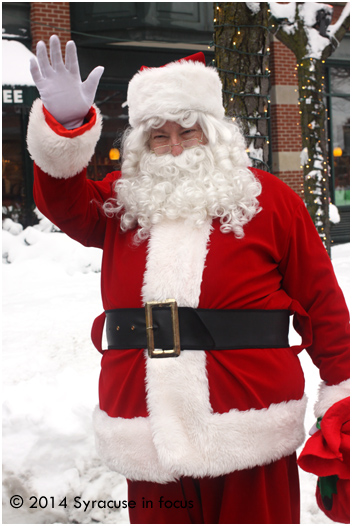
top-left (103, 142), bottom-right (261, 241)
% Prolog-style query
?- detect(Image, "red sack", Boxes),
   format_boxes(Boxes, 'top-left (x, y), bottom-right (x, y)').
top-left (298, 396), bottom-right (350, 523)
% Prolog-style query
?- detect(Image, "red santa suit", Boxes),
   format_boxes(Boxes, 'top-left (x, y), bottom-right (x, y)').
top-left (27, 99), bottom-right (349, 524)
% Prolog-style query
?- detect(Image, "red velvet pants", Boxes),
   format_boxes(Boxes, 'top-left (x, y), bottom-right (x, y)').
top-left (127, 454), bottom-right (300, 524)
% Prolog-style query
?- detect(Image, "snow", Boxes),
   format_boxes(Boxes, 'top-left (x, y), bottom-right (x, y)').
top-left (304, 27), bottom-right (331, 59)
top-left (327, 3), bottom-right (350, 38)
top-left (329, 203), bottom-right (341, 224)
top-left (2, 222), bottom-right (350, 524)
top-left (248, 142), bottom-right (264, 164)
top-left (245, 3), bottom-right (261, 15)
top-left (269, 2), bottom-right (296, 23)
top-left (300, 147), bottom-right (309, 167)
top-left (269, 2), bottom-right (340, 59)
top-left (298, 3), bottom-right (332, 28)
top-left (2, 39), bottom-right (36, 86)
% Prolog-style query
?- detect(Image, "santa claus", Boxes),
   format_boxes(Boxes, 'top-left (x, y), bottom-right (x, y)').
top-left (27, 35), bottom-right (349, 524)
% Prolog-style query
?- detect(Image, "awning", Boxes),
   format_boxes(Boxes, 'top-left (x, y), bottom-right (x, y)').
top-left (2, 39), bottom-right (38, 106)
top-left (2, 39), bottom-right (36, 86)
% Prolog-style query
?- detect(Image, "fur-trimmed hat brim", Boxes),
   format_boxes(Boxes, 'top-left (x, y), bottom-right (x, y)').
top-left (126, 58), bottom-right (225, 128)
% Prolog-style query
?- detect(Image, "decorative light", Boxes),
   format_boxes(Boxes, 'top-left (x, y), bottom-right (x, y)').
top-left (109, 148), bottom-right (120, 161)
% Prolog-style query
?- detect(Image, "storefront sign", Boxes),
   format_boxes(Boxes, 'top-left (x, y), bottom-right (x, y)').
top-left (3, 88), bottom-right (24, 104)
top-left (2, 86), bottom-right (38, 106)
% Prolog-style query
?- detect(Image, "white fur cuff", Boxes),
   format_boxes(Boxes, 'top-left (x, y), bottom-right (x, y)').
top-left (314, 378), bottom-right (350, 418)
top-left (27, 99), bottom-right (102, 179)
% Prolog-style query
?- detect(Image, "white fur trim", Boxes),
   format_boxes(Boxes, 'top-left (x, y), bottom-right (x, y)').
top-left (314, 378), bottom-right (350, 418)
top-left (127, 60), bottom-right (225, 128)
top-left (94, 219), bottom-right (307, 481)
top-left (93, 410), bottom-right (173, 483)
top-left (141, 218), bottom-right (212, 307)
top-left (26, 99), bottom-right (102, 179)
top-left (93, 395), bottom-right (307, 482)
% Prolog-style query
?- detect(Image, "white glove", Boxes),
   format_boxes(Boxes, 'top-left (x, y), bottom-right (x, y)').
top-left (30, 34), bottom-right (104, 129)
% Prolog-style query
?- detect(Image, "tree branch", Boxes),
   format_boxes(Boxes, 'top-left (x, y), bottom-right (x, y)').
top-left (268, 3), bottom-right (307, 56)
top-left (269, 2), bottom-right (350, 61)
top-left (322, 5), bottom-right (350, 60)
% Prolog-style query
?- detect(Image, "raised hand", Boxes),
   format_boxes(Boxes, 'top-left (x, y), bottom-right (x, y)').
top-left (30, 34), bottom-right (104, 129)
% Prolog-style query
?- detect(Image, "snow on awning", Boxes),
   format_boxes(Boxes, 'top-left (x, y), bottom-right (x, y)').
top-left (2, 39), bottom-right (36, 86)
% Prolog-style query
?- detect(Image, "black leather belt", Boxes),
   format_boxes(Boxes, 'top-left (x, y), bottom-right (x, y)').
top-left (105, 301), bottom-right (290, 358)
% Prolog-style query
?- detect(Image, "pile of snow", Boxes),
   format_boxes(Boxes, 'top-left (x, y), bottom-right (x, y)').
top-left (2, 219), bottom-right (102, 274)
top-left (2, 39), bottom-right (36, 86)
top-left (2, 226), bottom-right (127, 524)
top-left (2, 225), bottom-right (349, 524)
top-left (2, 218), bottom-right (23, 236)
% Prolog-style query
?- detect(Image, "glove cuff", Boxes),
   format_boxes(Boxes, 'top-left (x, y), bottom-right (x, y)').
top-left (314, 379), bottom-right (350, 418)
top-left (27, 99), bottom-right (102, 179)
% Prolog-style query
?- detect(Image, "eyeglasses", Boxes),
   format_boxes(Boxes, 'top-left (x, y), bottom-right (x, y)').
top-left (151, 132), bottom-right (204, 156)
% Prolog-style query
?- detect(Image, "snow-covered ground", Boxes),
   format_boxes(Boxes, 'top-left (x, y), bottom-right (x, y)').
top-left (2, 221), bottom-right (350, 524)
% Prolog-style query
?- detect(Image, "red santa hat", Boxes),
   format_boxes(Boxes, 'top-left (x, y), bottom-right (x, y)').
top-left (125, 52), bottom-right (225, 128)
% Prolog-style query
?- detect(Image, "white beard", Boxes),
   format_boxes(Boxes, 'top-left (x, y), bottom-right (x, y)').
top-left (105, 144), bottom-right (261, 241)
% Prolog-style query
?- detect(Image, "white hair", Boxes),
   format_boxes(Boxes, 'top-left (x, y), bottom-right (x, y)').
top-left (103, 111), bottom-right (262, 241)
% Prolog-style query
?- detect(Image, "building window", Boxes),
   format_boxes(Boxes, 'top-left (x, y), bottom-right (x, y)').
top-left (70, 3), bottom-right (213, 47)
top-left (2, 108), bottom-right (25, 211)
top-left (2, 84), bottom-right (38, 225)
top-left (2, 2), bottom-right (31, 46)
top-left (325, 36), bottom-right (350, 244)
top-left (327, 64), bottom-right (350, 207)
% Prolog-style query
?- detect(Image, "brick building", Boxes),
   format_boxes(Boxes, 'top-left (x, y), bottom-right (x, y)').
top-left (270, 39), bottom-right (304, 195)
top-left (2, 2), bottom-right (350, 241)
top-left (30, 2), bottom-right (71, 54)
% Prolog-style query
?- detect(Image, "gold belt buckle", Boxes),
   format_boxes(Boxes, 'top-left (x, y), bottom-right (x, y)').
top-left (145, 299), bottom-right (181, 358)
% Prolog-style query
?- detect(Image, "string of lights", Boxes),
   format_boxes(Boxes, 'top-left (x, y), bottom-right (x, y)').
top-left (213, 23), bottom-right (271, 31)
top-left (216, 66), bottom-right (270, 78)
top-left (293, 55), bottom-right (331, 245)
top-left (212, 42), bottom-right (270, 58)
top-left (213, 3), bottom-right (272, 172)
top-left (214, 3), bottom-right (337, 252)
